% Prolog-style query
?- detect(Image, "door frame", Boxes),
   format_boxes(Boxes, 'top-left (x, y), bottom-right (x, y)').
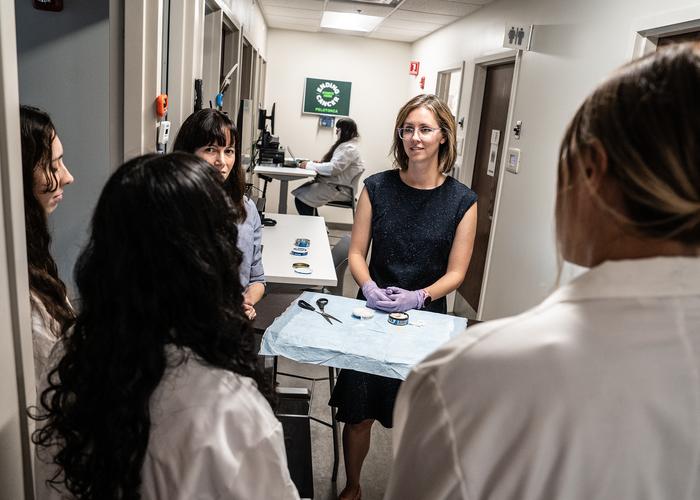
top-left (437, 62), bottom-right (466, 186)
top-left (168, 0), bottom-right (206, 149)
top-left (123, 0), bottom-right (163, 158)
top-left (435, 63), bottom-right (464, 114)
top-left (456, 49), bottom-right (522, 319)
top-left (0, 1), bottom-right (36, 498)
top-left (631, 5), bottom-right (700, 58)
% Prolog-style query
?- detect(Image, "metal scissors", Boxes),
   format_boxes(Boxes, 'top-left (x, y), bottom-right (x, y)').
top-left (298, 298), bottom-right (343, 325)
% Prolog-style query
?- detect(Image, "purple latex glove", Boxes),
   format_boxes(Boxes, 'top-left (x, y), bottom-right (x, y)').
top-left (361, 280), bottom-right (391, 310)
top-left (375, 287), bottom-right (427, 313)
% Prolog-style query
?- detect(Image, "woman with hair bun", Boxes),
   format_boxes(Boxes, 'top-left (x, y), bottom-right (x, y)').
top-left (387, 44), bottom-right (700, 500)
top-left (20, 105), bottom-right (75, 384)
top-left (32, 153), bottom-right (299, 500)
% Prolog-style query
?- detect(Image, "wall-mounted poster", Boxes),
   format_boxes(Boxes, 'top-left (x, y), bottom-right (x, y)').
top-left (303, 77), bottom-right (352, 116)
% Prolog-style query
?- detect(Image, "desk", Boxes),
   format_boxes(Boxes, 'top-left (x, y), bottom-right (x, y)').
top-left (261, 213), bottom-right (337, 287)
top-left (254, 164), bottom-right (316, 214)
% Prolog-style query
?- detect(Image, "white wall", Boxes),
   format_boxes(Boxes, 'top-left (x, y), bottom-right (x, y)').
top-left (411, 0), bottom-right (700, 320)
top-left (16, 0), bottom-right (117, 298)
top-left (264, 29), bottom-right (412, 223)
top-left (221, 0), bottom-right (267, 56)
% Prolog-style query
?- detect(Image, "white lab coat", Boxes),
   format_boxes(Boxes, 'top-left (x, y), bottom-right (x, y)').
top-left (35, 345), bottom-right (300, 500)
top-left (386, 257), bottom-right (700, 500)
top-left (291, 139), bottom-right (364, 208)
top-left (30, 293), bottom-right (60, 386)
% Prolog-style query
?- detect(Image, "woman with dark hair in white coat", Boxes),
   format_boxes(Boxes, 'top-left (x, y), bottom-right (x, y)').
top-left (32, 153), bottom-right (299, 500)
top-left (292, 117), bottom-right (364, 215)
top-left (387, 43), bottom-right (700, 500)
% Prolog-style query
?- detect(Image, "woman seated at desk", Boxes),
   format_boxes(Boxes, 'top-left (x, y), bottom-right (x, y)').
top-left (292, 118), bottom-right (364, 216)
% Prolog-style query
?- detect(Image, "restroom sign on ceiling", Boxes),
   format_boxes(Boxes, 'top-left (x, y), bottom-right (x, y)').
top-left (303, 77), bottom-right (352, 116)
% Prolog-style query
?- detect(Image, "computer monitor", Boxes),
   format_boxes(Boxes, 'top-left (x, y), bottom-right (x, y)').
top-left (257, 102), bottom-right (276, 135)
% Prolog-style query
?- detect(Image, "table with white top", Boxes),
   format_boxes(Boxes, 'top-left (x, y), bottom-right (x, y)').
top-left (257, 214), bottom-right (339, 485)
top-left (254, 164), bottom-right (316, 214)
top-left (261, 213), bottom-right (337, 287)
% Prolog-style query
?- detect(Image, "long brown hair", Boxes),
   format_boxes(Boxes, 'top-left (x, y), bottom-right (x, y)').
top-left (391, 94), bottom-right (457, 173)
top-left (20, 105), bottom-right (74, 333)
top-left (32, 153), bottom-right (271, 499)
top-left (173, 108), bottom-right (246, 222)
top-left (557, 43), bottom-right (700, 246)
top-left (321, 117), bottom-right (359, 163)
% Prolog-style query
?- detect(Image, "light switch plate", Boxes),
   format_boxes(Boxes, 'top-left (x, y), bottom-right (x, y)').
top-left (506, 147), bottom-right (521, 174)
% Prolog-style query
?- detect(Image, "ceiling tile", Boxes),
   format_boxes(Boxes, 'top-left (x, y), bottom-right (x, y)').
top-left (389, 9), bottom-right (459, 25)
top-left (381, 18), bottom-right (444, 32)
top-left (373, 25), bottom-right (431, 36)
top-left (264, 6), bottom-right (323, 20)
top-left (259, 0), bottom-right (492, 42)
top-left (260, 0), bottom-right (325, 10)
top-left (326, 0), bottom-right (394, 16)
top-left (399, 0), bottom-right (482, 16)
top-left (369, 30), bottom-right (418, 42)
top-left (266, 14), bottom-right (321, 27)
top-left (268, 22), bottom-right (320, 32)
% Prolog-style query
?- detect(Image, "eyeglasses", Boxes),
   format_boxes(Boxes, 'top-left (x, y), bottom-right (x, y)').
top-left (397, 126), bottom-right (442, 140)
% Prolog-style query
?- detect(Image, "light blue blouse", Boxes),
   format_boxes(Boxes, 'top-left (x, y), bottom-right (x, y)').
top-left (237, 197), bottom-right (265, 289)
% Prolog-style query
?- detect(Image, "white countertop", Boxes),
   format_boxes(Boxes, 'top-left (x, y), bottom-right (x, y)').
top-left (254, 164), bottom-right (317, 179)
top-left (261, 213), bottom-right (337, 287)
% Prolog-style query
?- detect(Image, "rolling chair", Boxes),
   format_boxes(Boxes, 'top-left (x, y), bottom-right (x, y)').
top-left (314, 169), bottom-right (364, 218)
top-left (323, 233), bottom-right (351, 296)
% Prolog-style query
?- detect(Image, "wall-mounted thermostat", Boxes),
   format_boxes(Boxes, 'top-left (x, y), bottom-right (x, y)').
top-left (506, 147), bottom-right (521, 174)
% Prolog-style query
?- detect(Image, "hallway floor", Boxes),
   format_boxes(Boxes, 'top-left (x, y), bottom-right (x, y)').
top-left (277, 356), bottom-right (393, 500)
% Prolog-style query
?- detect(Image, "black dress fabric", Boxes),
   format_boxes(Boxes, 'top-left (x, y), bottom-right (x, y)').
top-left (329, 169), bottom-right (477, 428)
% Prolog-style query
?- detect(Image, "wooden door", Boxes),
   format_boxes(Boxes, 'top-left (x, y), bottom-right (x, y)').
top-left (657, 30), bottom-right (700, 47)
top-left (460, 62), bottom-right (514, 312)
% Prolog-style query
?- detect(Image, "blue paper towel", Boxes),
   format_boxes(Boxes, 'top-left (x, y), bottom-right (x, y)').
top-left (259, 291), bottom-right (467, 380)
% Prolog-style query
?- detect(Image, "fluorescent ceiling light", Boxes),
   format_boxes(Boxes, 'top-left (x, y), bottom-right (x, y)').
top-left (320, 11), bottom-right (384, 32)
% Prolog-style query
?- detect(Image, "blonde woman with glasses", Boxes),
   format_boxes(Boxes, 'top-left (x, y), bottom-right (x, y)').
top-left (387, 44), bottom-right (700, 500)
top-left (329, 94), bottom-right (478, 499)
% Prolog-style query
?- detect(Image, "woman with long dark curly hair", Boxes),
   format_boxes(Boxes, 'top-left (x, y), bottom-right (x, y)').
top-left (20, 105), bottom-right (75, 383)
top-left (292, 117), bottom-right (365, 216)
top-left (32, 153), bottom-right (299, 500)
top-left (173, 108), bottom-right (265, 321)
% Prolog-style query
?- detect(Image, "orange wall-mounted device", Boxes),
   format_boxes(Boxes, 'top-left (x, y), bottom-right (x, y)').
top-left (156, 94), bottom-right (168, 118)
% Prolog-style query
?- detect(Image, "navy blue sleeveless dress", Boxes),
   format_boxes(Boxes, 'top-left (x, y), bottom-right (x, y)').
top-left (329, 169), bottom-right (477, 427)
